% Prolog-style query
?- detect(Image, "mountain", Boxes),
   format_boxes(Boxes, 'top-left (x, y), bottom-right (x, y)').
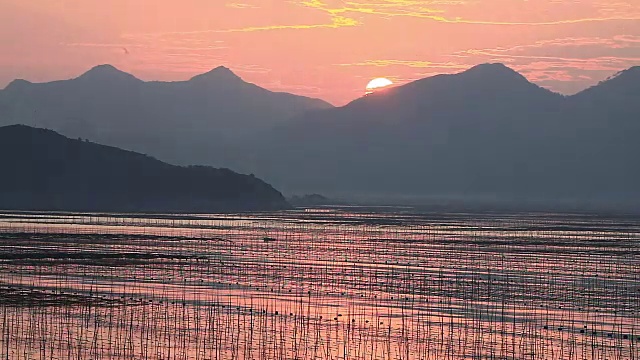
top-left (243, 63), bottom-right (640, 207)
top-left (0, 65), bottom-right (333, 166)
top-left (571, 66), bottom-right (640, 105)
top-left (559, 66), bottom-right (640, 198)
top-left (0, 125), bottom-right (289, 212)
top-left (2, 63), bottom-right (639, 208)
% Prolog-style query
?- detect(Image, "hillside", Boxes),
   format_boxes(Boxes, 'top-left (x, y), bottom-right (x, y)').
top-left (0, 125), bottom-right (290, 212)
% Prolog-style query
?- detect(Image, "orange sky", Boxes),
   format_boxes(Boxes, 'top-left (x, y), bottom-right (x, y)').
top-left (1, 0), bottom-right (639, 105)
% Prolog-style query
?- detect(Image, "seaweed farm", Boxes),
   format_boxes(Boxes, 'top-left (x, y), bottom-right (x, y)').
top-left (0, 208), bottom-right (639, 360)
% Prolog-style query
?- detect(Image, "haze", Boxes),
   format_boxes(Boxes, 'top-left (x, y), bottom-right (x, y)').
top-left (1, 0), bottom-right (639, 105)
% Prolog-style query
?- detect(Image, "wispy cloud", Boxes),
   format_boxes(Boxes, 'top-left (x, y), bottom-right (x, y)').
top-left (232, 64), bottom-right (272, 74)
top-left (454, 36), bottom-right (640, 54)
top-left (298, 0), bottom-right (640, 27)
top-left (226, 3), bottom-right (260, 9)
top-left (449, 35), bottom-right (640, 92)
top-left (264, 79), bottom-right (323, 94)
top-left (336, 59), bottom-right (468, 69)
top-left (116, 0), bottom-right (639, 39)
top-left (214, 21), bottom-right (357, 32)
top-left (332, 33), bottom-right (639, 96)
top-left (452, 36), bottom-right (640, 72)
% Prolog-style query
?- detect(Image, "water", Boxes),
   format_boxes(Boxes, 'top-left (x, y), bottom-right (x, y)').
top-left (0, 208), bottom-right (639, 359)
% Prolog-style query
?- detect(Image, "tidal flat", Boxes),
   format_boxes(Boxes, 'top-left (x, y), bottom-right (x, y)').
top-left (0, 208), bottom-right (639, 359)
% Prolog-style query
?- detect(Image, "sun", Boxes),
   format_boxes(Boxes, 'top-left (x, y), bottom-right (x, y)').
top-left (366, 78), bottom-right (393, 94)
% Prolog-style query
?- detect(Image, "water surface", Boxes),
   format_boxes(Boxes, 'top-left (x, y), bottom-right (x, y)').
top-left (0, 208), bottom-right (639, 359)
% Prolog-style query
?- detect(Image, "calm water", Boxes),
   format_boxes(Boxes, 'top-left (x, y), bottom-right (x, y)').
top-left (0, 208), bottom-right (639, 359)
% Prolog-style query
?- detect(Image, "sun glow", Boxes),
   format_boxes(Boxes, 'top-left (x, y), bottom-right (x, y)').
top-left (366, 78), bottom-right (393, 94)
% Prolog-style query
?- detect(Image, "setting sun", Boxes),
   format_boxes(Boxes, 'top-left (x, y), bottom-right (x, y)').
top-left (366, 78), bottom-right (393, 93)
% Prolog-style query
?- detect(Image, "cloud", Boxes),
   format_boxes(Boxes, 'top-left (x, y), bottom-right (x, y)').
top-left (298, 0), bottom-right (640, 27)
top-left (452, 36), bottom-right (640, 72)
top-left (449, 35), bottom-right (640, 93)
top-left (215, 21), bottom-right (357, 32)
top-left (336, 59), bottom-right (468, 69)
top-left (115, 0), bottom-right (639, 39)
top-left (264, 79), bottom-right (323, 94)
top-left (226, 3), bottom-right (260, 9)
top-left (333, 34), bottom-right (639, 95)
top-left (455, 36), bottom-right (640, 54)
top-left (232, 64), bottom-right (272, 74)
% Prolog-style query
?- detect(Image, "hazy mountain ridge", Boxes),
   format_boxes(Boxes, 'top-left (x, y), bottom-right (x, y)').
top-left (0, 65), bottom-right (333, 166)
top-left (247, 63), bottom-right (640, 206)
top-left (0, 125), bottom-right (290, 212)
top-left (1, 63), bottom-right (639, 208)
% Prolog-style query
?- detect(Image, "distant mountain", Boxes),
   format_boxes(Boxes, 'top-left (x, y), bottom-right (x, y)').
top-left (244, 63), bottom-right (640, 207)
top-left (571, 66), bottom-right (640, 104)
top-left (568, 66), bottom-right (640, 124)
top-left (2, 63), bottom-right (639, 208)
top-left (559, 66), bottom-right (640, 199)
top-left (0, 125), bottom-right (289, 212)
top-left (0, 65), bottom-right (332, 166)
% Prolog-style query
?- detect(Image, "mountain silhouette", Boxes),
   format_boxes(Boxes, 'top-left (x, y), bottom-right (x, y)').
top-left (189, 66), bottom-right (242, 83)
top-left (0, 65), bottom-right (333, 166)
top-left (568, 66), bottom-right (640, 118)
top-left (0, 125), bottom-right (289, 212)
top-left (572, 66), bottom-right (640, 100)
top-left (354, 63), bottom-right (560, 110)
top-left (2, 63), bottom-right (639, 208)
top-left (307, 63), bottom-right (564, 132)
top-left (244, 63), bottom-right (640, 208)
top-left (76, 64), bottom-right (142, 83)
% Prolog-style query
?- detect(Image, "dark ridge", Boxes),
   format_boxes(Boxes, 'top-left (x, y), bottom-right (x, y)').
top-left (0, 63), bottom-right (332, 170)
top-left (189, 66), bottom-right (242, 83)
top-left (606, 66), bottom-right (640, 82)
top-left (573, 65), bottom-right (640, 97)
top-left (76, 64), bottom-right (141, 82)
top-left (252, 64), bottom-right (640, 207)
top-left (0, 125), bottom-right (290, 213)
top-left (463, 63), bottom-right (525, 77)
top-left (3, 79), bottom-right (33, 91)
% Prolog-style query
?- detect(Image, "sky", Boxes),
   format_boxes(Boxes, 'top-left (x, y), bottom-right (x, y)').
top-left (0, 0), bottom-right (638, 105)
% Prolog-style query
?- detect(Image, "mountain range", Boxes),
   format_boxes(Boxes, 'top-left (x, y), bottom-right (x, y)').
top-left (0, 125), bottom-right (289, 212)
top-left (257, 64), bottom-right (640, 207)
top-left (1, 63), bottom-right (639, 209)
top-left (0, 65), bottom-right (332, 166)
